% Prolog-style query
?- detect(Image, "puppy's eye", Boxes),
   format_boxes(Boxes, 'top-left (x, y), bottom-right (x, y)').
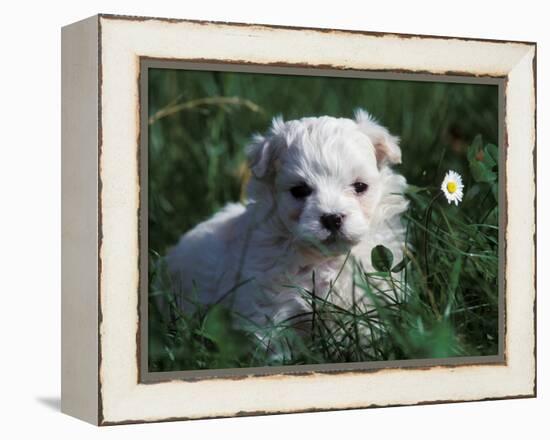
top-left (290, 183), bottom-right (313, 199)
top-left (353, 182), bottom-right (368, 194)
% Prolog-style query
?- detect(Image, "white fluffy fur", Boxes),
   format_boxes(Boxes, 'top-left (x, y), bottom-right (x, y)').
top-left (166, 109), bottom-right (409, 335)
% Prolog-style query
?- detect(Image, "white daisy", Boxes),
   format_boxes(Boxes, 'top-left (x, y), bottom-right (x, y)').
top-left (441, 170), bottom-right (464, 205)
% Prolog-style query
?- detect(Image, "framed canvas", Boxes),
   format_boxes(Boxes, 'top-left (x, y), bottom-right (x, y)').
top-left (61, 14), bottom-right (537, 425)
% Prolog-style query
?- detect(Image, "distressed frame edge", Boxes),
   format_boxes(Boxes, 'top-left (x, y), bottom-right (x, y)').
top-left (97, 12), bottom-right (537, 46)
top-left (61, 14), bottom-right (101, 425)
top-left (532, 43), bottom-right (538, 399)
top-left (91, 15), bottom-right (536, 425)
top-left (100, 393), bottom-right (536, 426)
top-left (503, 44), bottom-right (537, 400)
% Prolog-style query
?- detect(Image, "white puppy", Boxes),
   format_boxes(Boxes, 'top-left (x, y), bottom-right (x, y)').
top-left (166, 109), bottom-right (408, 339)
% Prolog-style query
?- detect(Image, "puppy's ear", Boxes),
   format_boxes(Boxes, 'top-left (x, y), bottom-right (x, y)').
top-left (246, 116), bottom-right (287, 179)
top-left (354, 109), bottom-right (401, 167)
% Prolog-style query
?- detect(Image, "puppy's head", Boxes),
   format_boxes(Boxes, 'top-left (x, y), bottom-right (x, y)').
top-left (246, 109), bottom-right (401, 255)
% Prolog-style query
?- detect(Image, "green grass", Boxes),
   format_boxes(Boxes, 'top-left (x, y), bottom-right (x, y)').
top-left (147, 68), bottom-right (499, 372)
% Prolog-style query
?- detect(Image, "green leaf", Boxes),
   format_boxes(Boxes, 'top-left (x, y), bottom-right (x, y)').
top-left (200, 304), bottom-right (250, 361)
top-left (201, 305), bottom-right (233, 344)
top-left (467, 136), bottom-right (499, 183)
top-left (486, 143), bottom-right (498, 166)
top-left (467, 134), bottom-right (483, 162)
top-left (371, 245), bottom-right (394, 272)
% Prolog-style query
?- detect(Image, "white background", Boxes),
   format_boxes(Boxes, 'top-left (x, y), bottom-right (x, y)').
top-left (0, 0), bottom-right (546, 437)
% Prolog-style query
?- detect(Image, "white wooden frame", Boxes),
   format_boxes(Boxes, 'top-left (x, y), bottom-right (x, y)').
top-left (61, 14), bottom-right (536, 425)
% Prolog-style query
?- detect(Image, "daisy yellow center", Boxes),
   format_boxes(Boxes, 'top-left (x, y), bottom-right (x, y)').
top-left (447, 181), bottom-right (457, 194)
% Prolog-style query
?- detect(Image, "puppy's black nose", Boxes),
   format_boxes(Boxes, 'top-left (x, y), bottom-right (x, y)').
top-left (320, 213), bottom-right (343, 232)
